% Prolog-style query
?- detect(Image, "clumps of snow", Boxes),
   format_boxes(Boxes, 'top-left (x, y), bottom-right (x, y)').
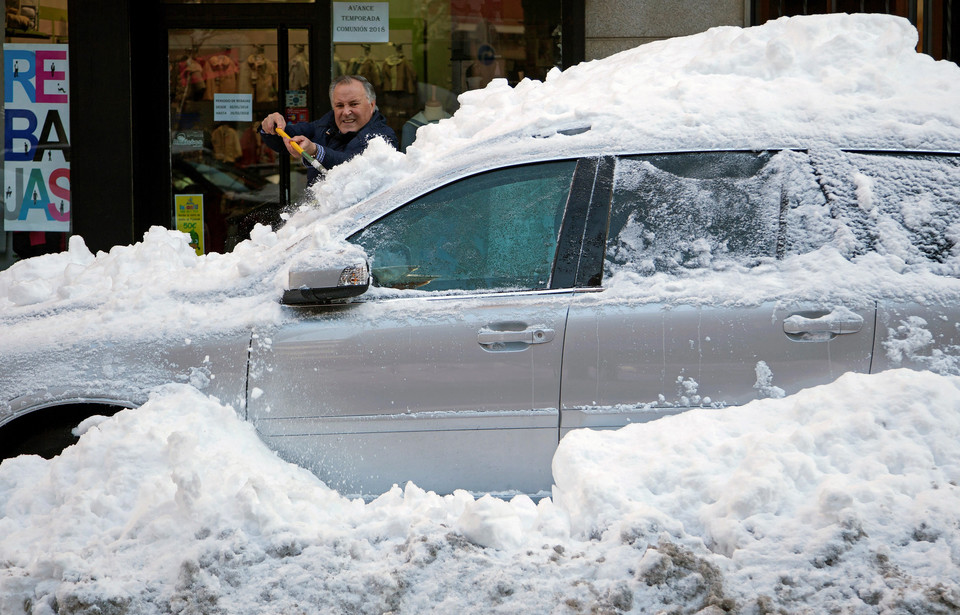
top-left (0, 235), bottom-right (98, 307)
top-left (885, 315), bottom-right (936, 362)
top-left (753, 360), bottom-right (786, 399)
top-left (883, 315), bottom-right (960, 374)
top-left (308, 136), bottom-right (409, 215)
top-left (3, 370), bottom-right (960, 613)
top-left (552, 368), bottom-right (960, 612)
top-left (854, 172), bottom-right (876, 213)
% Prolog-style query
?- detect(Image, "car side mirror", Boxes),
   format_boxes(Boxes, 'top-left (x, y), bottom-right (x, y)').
top-left (281, 262), bottom-right (371, 305)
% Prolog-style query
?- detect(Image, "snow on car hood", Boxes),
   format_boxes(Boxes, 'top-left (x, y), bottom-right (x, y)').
top-left (2, 13), bottom-right (960, 350)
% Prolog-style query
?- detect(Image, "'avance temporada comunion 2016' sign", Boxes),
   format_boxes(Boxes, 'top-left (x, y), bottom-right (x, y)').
top-left (3, 43), bottom-right (71, 233)
top-left (333, 3), bottom-right (390, 43)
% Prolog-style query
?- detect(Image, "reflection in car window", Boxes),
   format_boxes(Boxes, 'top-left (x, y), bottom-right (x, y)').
top-left (605, 151), bottom-right (787, 278)
top-left (348, 161), bottom-right (577, 292)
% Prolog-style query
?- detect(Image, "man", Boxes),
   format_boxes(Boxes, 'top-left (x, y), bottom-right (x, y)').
top-left (259, 75), bottom-right (398, 186)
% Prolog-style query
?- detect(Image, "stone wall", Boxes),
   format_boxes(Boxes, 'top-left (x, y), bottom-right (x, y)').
top-left (585, 0), bottom-right (749, 59)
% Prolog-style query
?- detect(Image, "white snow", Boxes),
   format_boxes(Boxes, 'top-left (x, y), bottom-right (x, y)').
top-left (3, 13), bottom-right (960, 614)
top-left (2, 371), bottom-right (959, 613)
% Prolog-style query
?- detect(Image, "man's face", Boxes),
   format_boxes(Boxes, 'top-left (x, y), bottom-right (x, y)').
top-left (332, 81), bottom-right (375, 134)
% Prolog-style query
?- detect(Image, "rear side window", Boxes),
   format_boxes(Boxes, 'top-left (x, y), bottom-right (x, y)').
top-left (604, 151), bottom-right (786, 278)
top-left (841, 152), bottom-right (960, 266)
top-left (348, 160), bottom-right (577, 292)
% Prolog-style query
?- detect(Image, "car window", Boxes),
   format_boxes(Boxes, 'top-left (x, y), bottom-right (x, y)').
top-left (604, 151), bottom-right (786, 279)
top-left (840, 152), bottom-right (960, 266)
top-left (779, 149), bottom-right (833, 257)
top-left (348, 160), bottom-right (577, 292)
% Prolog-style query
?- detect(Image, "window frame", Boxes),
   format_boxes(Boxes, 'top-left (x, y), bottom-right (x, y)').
top-left (344, 157), bottom-right (601, 294)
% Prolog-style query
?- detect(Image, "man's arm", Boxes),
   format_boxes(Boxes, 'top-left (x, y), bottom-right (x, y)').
top-left (316, 125), bottom-right (399, 169)
top-left (259, 112), bottom-right (316, 156)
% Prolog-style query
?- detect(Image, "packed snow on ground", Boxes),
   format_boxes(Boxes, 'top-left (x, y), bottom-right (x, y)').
top-left (2, 12), bottom-right (960, 615)
top-left (2, 370), bottom-right (959, 614)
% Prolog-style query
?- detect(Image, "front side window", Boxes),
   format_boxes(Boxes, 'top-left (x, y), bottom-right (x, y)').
top-left (348, 160), bottom-right (577, 292)
top-left (605, 151), bottom-right (786, 279)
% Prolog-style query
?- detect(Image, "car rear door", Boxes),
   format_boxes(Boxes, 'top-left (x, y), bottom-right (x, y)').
top-left (832, 150), bottom-right (960, 376)
top-left (560, 150), bottom-right (877, 434)
top-left (248, 159), bottom-right (598, 497)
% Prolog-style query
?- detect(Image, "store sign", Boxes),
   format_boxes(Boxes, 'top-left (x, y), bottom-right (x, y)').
top-left (333, 3), bottom-right (389, 43)
top-left (214, 93), bottom-right (253, 122)
top-left (175, 194), bottom-right (204, 256)
top-left (286, 90), bottom-right (308, 123)
top-left (171, 131), bottom-right (204, 154)
top-left (3, 44), bottom-right (71, 233)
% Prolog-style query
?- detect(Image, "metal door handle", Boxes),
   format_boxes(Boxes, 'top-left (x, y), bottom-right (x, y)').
top-left (478, 327), bottom-right (555, 346)
top-left (783, 311), bottom-right (863, 338)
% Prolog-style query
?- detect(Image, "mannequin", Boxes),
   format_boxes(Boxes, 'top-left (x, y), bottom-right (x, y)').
top-left (240, 122), bottom-right (277, 167)
top-left (350, 44), bottom-right (382, 90)
top-left (422, 97), bottom-right (446, 122)
top-left (380, 42), bottom-right (418, 135)
top-left (400, 85), bottom-right (450, 152)
top-left (333, 53), bottom-right (347, 78)
top-left (176, 47), bottom-right (206, 102)
top-left (203, 48), bottom-right (239, 100)
top-left (212, 123), bottom-right (242, 163)
top-left (289, 43), bottom-right (309, 91)
top-left (245, 44), bottom-right (278, 103)
top-left (381, 43), bottom-right (416, 94)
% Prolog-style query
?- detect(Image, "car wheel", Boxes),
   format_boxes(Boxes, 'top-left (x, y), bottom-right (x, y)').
top-left (0, 405), bottom-right (123, 460)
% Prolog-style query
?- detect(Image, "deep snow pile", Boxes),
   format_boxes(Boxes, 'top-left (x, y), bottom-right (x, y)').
top-left (2, 369), bottom-right (959, 614)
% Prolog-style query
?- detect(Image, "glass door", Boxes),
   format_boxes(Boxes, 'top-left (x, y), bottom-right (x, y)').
top-left (168, 28), bottom-right (311, 254)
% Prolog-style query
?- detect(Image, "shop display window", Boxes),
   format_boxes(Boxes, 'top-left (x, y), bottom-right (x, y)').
top-left (168, 29), bottom-right (310, 254)
top-left (3, 0), bottom-right (71, 266)
top-left (334, 0), bottom-right (562, 152)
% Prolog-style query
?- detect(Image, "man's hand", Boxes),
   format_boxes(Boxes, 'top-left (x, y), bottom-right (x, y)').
top-left (289, 135), bottom-right (320, 158)
top-left (260, 112), bottom-right (286, 135)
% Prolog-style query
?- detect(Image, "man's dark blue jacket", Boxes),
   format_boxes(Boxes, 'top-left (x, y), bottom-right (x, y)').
top-left (261, 109), bottom-right (398, 185)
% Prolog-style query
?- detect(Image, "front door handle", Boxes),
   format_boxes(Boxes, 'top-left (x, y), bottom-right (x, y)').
top-left (478, 327), bottom-right (556, 347)
top-left (783, 309), bottom-right (864, 340)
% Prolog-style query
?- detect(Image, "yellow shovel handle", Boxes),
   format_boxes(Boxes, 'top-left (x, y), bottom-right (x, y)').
top-left (274, 127), bottom-right (305, 154)
top-left (274, 126), bottom-right (323, 171)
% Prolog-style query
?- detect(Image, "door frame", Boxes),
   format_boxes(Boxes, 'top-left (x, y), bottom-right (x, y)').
top-left (142, 4), bottom-right (331, 236)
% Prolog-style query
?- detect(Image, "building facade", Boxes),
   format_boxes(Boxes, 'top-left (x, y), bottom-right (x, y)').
top-left (2, 0), bottom-right (957, 268)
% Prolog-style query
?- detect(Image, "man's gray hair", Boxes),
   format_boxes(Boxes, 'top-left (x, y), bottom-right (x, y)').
top-left (329, 75), bottom-right (377, 103)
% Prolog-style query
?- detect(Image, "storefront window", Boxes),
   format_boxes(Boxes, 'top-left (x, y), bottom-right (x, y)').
top-left (3, 0), bottom-right (70, 267)
top-left (168, 28), bottom-right (311, 255)
top-left (333, 0), bottom-right (562, 152)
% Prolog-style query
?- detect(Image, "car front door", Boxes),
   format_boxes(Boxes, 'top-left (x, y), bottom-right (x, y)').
top-left (248, 159), bottom-right (592, 497)
top-left (560, 150), bottom-right (877, 434)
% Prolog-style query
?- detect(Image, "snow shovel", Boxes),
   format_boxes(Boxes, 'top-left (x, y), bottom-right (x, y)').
top-left (275, 127), bottom-right (323, 171)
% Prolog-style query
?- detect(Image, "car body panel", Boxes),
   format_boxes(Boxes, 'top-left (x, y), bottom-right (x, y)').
top-left (0, 333), bottom-right (251, 429)
top-left (248, 290), bottom-right (572, 496)
top-left (560, 296), bottom-right (876, 433)
top-left (873, 302), bottom-right (960, 374)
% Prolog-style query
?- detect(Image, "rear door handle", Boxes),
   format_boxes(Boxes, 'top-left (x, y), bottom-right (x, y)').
top-left (478, 327), bottom-right (555, 347)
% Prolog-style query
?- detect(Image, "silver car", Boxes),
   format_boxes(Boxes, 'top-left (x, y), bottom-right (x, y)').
top-left (3, 145), bottom-right (960, 498)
